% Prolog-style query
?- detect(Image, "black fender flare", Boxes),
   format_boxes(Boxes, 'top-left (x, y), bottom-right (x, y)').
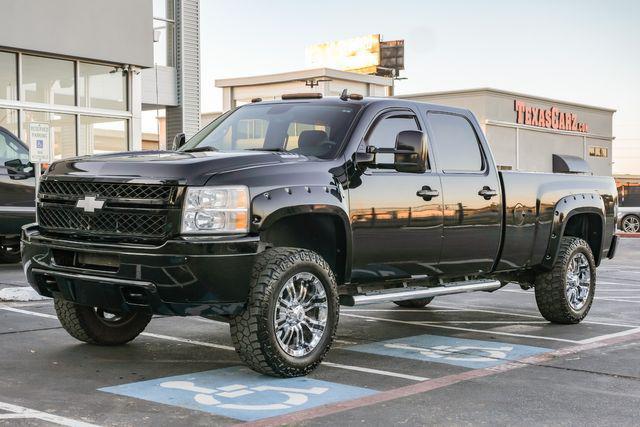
top-left (250, 184), bottom-right (353, 279)
top-left (541, 193), bottom-right (606, 269)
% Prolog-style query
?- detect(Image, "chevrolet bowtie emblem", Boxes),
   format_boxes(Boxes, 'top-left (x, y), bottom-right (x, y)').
top-left (76, 195), bottom-right (105, 213)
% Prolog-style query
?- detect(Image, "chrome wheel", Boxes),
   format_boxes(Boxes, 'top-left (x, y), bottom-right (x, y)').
top-left (274, 272), bottom-right (328, 357)
top-left (565, 252), bottom-right (591, 311)
top-left (622, 215), bottom-right (640, 233)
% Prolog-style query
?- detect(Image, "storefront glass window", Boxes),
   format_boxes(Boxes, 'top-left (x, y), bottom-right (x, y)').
top-left (80, 116), bottom-right (128, 154)
top-left (0, 51), bottom-right (17, 100)
top-left (21, 55), bottom-right (75, 106)
top-left (22, 110), bottom-right (76, 159)
top-left (79, 63), bottom-right (127, 111)
top-left (0, 108), bottom-right (19, 137)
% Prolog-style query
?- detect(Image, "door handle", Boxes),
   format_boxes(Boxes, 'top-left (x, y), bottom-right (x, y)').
top-left (417, 186), bottom-right (439, 201)
top-left (478, 186), bottom-right (498, 200)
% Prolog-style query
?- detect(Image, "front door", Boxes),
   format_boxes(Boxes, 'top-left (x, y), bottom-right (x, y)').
top-left (349, 110), bottom-right (443, 284)
top-left (424, 111), bottom-right (502, 276)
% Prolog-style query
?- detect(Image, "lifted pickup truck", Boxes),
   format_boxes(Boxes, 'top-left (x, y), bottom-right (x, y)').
top-left (22, 95), bottom-right (618, 377)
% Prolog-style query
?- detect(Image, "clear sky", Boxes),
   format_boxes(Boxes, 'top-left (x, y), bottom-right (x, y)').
top-left (200, 0), bottom-right (640, 174)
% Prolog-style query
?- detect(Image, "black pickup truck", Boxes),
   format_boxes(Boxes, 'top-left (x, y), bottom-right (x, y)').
top-left (21, 95), bottom-right (618, 377)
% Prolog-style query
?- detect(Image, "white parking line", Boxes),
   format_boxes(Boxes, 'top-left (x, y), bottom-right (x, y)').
top-left (321, 362), bottom-right (429, 381)
top-left (0, 305), bottom-right (428, 382)
top-left (342, 313), bottom-right (581, 344)
top-left (0, 401), bottom-right (98, 427)
top-left (501, 288), bottom-right (640, 305)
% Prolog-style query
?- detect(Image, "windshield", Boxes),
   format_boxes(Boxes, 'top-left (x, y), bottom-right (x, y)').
top-left (180, 103), bottom-right (361, 159)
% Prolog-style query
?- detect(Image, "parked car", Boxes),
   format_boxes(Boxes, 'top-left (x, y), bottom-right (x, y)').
top-left (618, 207), bottom-right (640, 233)
top-left (21, 95), bottom-right (618, 377)
top-left (0, 126), bottom-right (35, 263)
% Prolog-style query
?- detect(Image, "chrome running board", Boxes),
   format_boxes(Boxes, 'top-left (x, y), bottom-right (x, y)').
top-left (340, 279), bottom-right (502, 307)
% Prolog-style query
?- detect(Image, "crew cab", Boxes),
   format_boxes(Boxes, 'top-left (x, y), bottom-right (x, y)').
top-left (0, 126), bottom-right (35, 263)
top-left (21, 95), bottom-right (618, 377)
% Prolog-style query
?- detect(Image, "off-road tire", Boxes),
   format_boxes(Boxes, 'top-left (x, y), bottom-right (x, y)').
top-left (534, 237), bottom-right (596, 324)
top-left (393, 297), bottom-right (434, 308)
top-left (0, 245), bottom-right (21, 264)
top-left (230, 247), bottom-right (339, 377)
top-left (54, 298), bottom-right (152, 345)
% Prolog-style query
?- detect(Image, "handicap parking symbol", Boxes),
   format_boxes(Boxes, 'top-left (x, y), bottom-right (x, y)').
top-left (348, 334), bottom-right (549, 369)
top-left (99, 366), bottom-right (376, 421)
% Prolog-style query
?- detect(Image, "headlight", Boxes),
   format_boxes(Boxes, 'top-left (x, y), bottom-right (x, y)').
top-left (181, 186), bottom-right (249, 234)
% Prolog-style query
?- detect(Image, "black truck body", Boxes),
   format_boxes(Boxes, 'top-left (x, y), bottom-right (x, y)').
top-left (20, 96), bottom-right (618, 376)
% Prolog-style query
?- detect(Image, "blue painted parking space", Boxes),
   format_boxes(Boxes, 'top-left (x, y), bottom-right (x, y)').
top-left (99, 366), bottom-right (377, 421)
top-left (348, 334), bottom-right (550, 369)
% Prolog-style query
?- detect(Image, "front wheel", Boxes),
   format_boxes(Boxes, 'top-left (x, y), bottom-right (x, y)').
top-left (54, 299), bottom-right (152, 345)
top-left (621, 215), bottom-right (640, 233)
top-left (0, 244), bottom-right (21, 264)
top-left (230, 247), bottom-right (339, 377)
top-left (534, 237), bottom-right (596, 324)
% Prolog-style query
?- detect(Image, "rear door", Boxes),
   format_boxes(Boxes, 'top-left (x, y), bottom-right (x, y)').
top-left (424, 111), bottom-right (502, 275)
top-left (349, 109), bottom-right (444, 283)
top-left (0, 129), bottom-right (36, 236)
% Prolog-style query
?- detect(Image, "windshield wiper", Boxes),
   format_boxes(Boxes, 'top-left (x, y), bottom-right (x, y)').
top-left (246, 147), bottom-right (288, 152)
top-left (182, 146), bottom-right (218, 153)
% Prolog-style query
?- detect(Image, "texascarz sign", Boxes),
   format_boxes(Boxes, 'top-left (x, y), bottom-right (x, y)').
top-left (514, 100), bottom-right (589, 133)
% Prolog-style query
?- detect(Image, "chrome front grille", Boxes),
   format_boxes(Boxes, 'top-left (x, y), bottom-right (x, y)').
top-left (37, 179), bottom-right (179, 240)
top-left (39, 181), bottom-right (174, 202)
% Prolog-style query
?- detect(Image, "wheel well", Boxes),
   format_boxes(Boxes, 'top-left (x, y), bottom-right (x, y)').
top-left (261, 214), bottom-right (347, 284)
top-left (563, 213), bottom-right (603, 263)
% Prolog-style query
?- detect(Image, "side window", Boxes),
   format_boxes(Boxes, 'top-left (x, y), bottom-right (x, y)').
top-left (0, 131), bottom-right (29, 165)
top-left (427, 113), bottom-right (484, 172)
top-left (366, 115), bottom-right (420, 166)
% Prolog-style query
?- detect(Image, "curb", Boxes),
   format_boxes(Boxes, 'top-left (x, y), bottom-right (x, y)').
top-left (616, 232), bottom-right (640, 238)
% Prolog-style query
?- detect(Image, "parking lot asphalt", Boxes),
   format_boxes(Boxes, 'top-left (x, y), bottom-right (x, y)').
top-left (1, 238), bottom-right (639, 426)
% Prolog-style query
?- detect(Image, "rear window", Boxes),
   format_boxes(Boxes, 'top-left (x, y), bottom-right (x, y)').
top-left (427, 113), bottom-right (484, 172)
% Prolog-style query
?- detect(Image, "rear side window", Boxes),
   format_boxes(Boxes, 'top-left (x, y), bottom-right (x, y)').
top-left (427, 113), bottom-right (483, 172)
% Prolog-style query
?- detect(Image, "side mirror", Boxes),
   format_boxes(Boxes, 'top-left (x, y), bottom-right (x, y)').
top-left (4, 159), bottom-right (34, 180)
top-left (171, 132), bottom-right (186, 151)
top-left (393, 130), bottom-right (427, 173)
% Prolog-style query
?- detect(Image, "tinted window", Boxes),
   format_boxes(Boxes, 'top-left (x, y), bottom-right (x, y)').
top-left (0, 131), bottom-right (28, 165)
top-left (619, 185), bottom-right (640, 207)
top-left (366, 115), bottom-right (419, 165)
top-left (428, 113), bottom-right (483, 172)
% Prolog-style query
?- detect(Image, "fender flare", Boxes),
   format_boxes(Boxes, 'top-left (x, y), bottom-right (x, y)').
top-left (250, 185), bottom-right (353, 279)
top-left (541, 193), bottom-right (606, 269)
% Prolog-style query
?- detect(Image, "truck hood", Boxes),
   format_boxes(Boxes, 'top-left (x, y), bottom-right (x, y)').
top-left (46, 150), bottom-right (310, 185)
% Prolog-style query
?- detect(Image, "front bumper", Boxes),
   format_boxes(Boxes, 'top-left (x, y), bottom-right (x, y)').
top-left (21, 224), bottom-right (261, 318)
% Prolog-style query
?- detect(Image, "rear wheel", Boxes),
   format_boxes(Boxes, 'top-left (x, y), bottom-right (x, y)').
top-left (54, 298), bottom-right (152, 345)
top-left (230, 247), bottom-right (339, 377)
top-left (534, 237), bottom-right (596, 324)
top-left (393, 297), bottom-right (434, 308)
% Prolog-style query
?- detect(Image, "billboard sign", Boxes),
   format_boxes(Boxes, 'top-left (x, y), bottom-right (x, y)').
top-left (305, 34), bottom-right (381, 72)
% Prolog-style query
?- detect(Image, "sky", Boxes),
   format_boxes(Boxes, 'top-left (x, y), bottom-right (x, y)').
top-left (199, 0), bottom-right (640, 174)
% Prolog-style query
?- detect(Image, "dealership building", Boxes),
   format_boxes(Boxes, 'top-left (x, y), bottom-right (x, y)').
top-left (398, 88), bottom-right (615, 176)
top-left (0, 0), bottom-right (200, 159)
top-left (215, 71), bottom-right (615, 176)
